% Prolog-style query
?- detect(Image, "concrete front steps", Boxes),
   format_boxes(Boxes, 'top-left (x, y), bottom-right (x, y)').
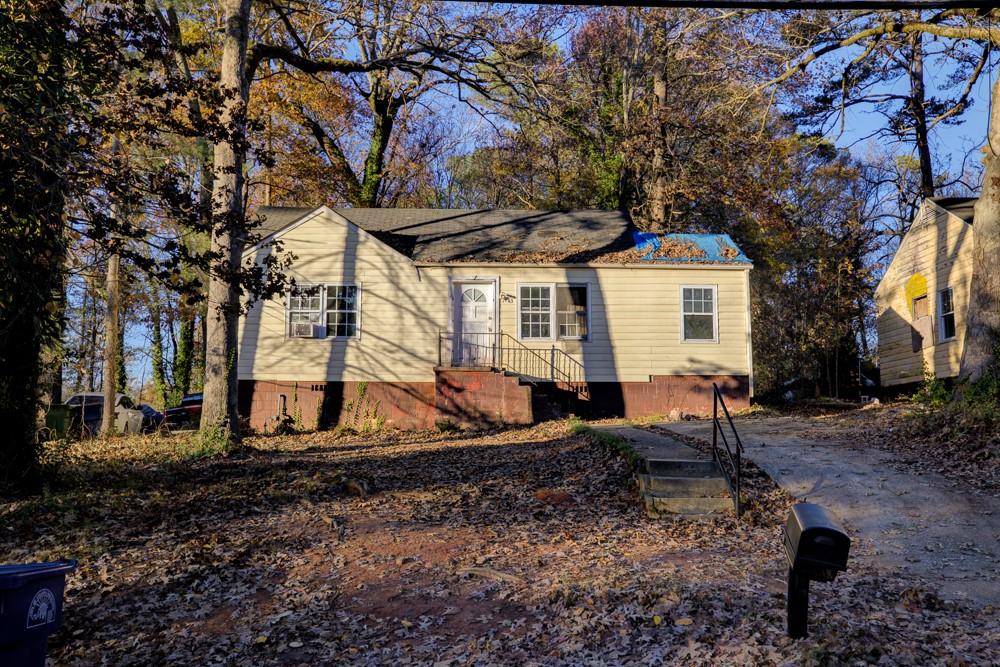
top-left (590, 425), bottom-right (734, 519)
top-left (639, 457), bottom-right (732, 519)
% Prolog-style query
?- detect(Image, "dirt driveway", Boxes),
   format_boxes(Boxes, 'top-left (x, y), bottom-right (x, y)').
top-left (661, 414), bottom-right (1000, 606)
top-left (3, 421), bottom-right (998, 665)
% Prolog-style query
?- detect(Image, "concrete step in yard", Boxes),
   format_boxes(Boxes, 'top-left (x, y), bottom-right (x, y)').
top-left (636, 459), bottom-right (733, 519)
top-left (645, 458), bottom-right (721, 478)
top-left (639, 456), bottom-right (733, 519)
top-left (637, 473), bottom-right (729, 498)
top-left (645, 494), bottom-right (733, 517)
top-left (590, 425), bottom-right (733, 519)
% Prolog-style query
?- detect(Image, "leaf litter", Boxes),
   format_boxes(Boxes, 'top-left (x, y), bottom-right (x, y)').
top-left (1, 420), bottom-right (997, 665)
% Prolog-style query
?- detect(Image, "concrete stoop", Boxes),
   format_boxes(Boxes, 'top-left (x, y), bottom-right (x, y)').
top-left (639, 458), bottom-right (732, 519)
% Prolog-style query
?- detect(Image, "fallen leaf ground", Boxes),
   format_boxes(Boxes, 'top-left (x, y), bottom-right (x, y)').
top-left (2, 420), bottom-right (998, 665)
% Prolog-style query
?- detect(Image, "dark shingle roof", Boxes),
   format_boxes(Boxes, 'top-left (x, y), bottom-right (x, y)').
top-left (333, 208), bottom-right (635, 263)
top-left (249, 206), bottom-right (751, 265)
top-left (929, 196), bottom-right (977, 224)
top-left (255, 207), bottom-right (315, 240)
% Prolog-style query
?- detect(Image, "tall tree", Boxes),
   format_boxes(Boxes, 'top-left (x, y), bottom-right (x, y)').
top-left (0, 0), bottom-right (76, 490)
top-left (201, 0), bottom-right (252, 439)
top-left (101, 245), bottom-right (121, 435)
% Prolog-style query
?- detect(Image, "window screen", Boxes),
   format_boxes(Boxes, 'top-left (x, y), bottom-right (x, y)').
top-left (556, 285), bottom-right (588, 339)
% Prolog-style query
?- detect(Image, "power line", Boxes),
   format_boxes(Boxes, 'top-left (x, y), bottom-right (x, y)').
top-left (467, 1), bottom-right (995, 10)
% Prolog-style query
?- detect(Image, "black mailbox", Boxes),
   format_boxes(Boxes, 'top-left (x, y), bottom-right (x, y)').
top-left (781, 503), bottom-right (850, 639)
top-left (782, 503), bottom-right (850, 582)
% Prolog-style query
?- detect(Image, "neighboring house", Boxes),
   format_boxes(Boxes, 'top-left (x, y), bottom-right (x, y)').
top-left (876, 196), bottom-right (975, 388)
top-left (238, 206), bottom-right (754, 431)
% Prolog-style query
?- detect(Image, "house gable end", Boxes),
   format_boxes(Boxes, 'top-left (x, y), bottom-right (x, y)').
top-left (242, 206), bottom-right (415, 264)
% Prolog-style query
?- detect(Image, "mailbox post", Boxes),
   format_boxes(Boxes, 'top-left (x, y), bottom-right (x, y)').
top-left (781, 503), bottom-right (850, 639)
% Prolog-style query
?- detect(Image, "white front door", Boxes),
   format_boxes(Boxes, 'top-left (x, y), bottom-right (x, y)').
top-left (454, 281), bottom-right (496, 366)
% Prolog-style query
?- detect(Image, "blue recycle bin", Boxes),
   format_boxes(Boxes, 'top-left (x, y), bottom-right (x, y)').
top-left (0, 560), bottom-right (77, 667)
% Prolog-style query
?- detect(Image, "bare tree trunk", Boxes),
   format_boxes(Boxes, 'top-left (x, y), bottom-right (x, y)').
top-left (148, 280), bottom-right (169, 408)
top-left (649, 38), bottom-right (668, 230)
top-left (200, 0), bottom-right (250, 440)
top-left (959, 74), bottom-right (1000, 383)
top-left (101, 249), bottom-right (120, 435)
top-left (908, 31), bottom-right (935, 198)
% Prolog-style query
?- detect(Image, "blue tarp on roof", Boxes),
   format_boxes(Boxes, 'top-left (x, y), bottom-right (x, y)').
top-left (632, 231), bottom-right (752, 265)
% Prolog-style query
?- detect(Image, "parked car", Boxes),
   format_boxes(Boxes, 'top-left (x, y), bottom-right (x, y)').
top-left (138, 404), bottom-right (165, 432)
top-left (64, 393), bottom-right (147, 436)
top-left (163, 393), bottom-right (202, 430)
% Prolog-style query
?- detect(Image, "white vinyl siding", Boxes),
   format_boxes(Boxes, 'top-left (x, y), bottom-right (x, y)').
top-left (240, 208), bottom-right (752, 383)
top-left (876, 201), bottom-right (973, 386)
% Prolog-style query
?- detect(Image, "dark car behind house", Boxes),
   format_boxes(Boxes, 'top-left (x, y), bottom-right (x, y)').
top-left (163, 393), bottom-right (202, 429)
top-left (138, 404), bottom-right (165, 432)
top-left (64, 393), bottom-right (148, 436)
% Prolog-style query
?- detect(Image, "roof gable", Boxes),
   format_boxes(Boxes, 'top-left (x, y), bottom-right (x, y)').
top-left (928, 196), bottom-right (976, 224)
top-left (876, 198), bottom-right (973, 294)
top-left (242, 206), bottom-right (414, 262)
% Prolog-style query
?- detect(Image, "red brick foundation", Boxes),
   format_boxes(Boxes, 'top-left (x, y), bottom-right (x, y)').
top-left (434, 368), bottom-right (533, 427)
top-left (238, 373), bottom-right (749, 432)
top-left (618, 374), bottom-right (749, 417)
top-left (238, 380), bottom-right (436, 433)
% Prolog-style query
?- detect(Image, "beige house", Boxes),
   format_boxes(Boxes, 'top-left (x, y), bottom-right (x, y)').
top-left (239, 207), bottom-right (754, 430)
top-left (876, 197), bottom-right (975, 387)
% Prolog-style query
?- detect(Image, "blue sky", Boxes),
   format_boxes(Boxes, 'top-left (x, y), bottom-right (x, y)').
top-left (828, 51), bottom-right (997, 193)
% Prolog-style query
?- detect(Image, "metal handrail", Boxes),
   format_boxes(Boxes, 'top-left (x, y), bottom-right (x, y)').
top-left (438, 330), bottom-right (587, 390)
top-left (712, 382), bottom-right (745, 518)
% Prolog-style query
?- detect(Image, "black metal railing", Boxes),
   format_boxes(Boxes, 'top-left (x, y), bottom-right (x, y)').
top-left (712, 382), bottom-right (745, 518)
top-left (437, 331), bottom-right (587, 392)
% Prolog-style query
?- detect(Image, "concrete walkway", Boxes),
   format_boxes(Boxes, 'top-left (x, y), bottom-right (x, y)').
top-left (592, 425), bottom-right (708, 461)
top-left (660, 416), bottom-right (1000, 606)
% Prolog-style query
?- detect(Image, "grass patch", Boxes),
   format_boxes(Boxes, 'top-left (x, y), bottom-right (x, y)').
top-left (568, 417), bottom-right (640, 469)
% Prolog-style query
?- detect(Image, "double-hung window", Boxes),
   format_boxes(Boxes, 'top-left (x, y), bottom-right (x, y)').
top-left (518, 283), bottom-right (589, 340)
top-left (519, 285), bottom-right (552, 339)
top-left (287, 284), bottom-right (359, 338)
top-left (681, 286), bottom-right (717, 342)
top-left (938, 287), bottom-right (956, 341)
top-left (556, 285), bottom-right (588, 340)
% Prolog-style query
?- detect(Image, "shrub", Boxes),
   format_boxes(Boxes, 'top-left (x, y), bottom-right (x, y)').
top-left (912, 363), bottom-right (950, 410)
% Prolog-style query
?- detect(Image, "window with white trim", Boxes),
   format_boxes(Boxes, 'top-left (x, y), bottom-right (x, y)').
top-left (681, 286), bottom-right (717, 342)
top-left (519, 285), bottom-right (551, 339)
top-left (939, 287), bottom-right (956, 340)
top-left (287, 284), bottom-right (359, 338)
top-left (326, 285), bottom-right (359, 337)
top-left (518, 283), bottom-right (589, 340)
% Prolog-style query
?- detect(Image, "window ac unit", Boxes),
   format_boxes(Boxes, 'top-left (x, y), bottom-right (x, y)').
top-left (290, 323), bottom-right (324, 338)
